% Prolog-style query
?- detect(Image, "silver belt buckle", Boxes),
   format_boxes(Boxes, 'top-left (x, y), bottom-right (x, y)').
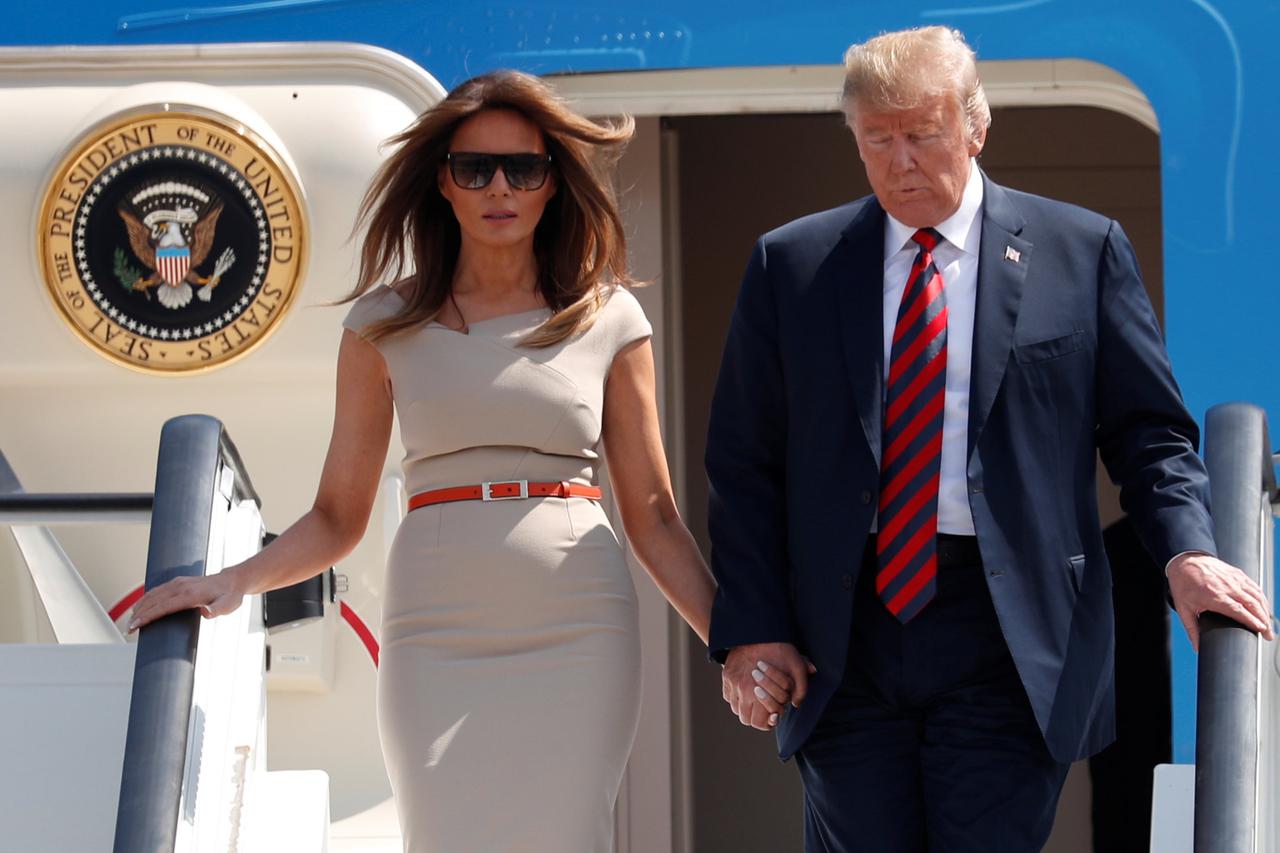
top-left (482, 480), bottom-right (529, 501)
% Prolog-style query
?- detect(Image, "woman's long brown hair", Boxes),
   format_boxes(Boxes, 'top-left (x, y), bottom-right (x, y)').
top-left (344, 70), bottom-right (634, 347)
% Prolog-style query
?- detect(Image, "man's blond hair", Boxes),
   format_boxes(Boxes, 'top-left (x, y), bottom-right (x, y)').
top-left (841, 26), bottom-right (991, 143)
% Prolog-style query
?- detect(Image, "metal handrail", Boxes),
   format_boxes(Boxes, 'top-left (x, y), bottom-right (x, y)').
top-left (0, 493), bottom-right (153, 524)
top-left (111, 414), bottom-right (258, 853)
top-left (1195, 402), bottom-right (1277, 853)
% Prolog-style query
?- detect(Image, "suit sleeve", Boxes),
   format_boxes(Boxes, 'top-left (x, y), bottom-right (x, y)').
top-left (1095, 220), bottom-right (1217, 567)
top-left (705, 239), bottom-right (797, 662)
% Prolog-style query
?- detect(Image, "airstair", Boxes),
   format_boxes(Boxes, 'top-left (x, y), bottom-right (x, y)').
top-left (0, 414), bottom-right (328, 852)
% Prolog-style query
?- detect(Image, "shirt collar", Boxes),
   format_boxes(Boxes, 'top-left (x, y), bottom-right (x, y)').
top-left (883, 159), bottom-right (985, 261)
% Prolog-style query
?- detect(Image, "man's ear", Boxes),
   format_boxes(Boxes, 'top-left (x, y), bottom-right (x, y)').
top-left (968, 123), bottom-right (988, 158)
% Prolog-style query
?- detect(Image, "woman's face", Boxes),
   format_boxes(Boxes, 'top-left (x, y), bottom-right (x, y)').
top-left (438, 109), bottom-right (557, 252)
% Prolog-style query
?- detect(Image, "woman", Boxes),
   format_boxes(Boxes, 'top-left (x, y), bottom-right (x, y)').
top-left (127, 70), bottom-right (794, 851)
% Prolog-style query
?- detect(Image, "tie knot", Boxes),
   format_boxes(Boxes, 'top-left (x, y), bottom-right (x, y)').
top-left (912, 228), bottom-right (943, 253)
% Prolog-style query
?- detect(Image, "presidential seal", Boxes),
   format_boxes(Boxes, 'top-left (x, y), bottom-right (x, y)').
top-left (38, 108), bottom-right (307, 373)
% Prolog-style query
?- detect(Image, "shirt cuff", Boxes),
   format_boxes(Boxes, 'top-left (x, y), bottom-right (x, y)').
top-left (1165, 550), bottom-right (1213, 577)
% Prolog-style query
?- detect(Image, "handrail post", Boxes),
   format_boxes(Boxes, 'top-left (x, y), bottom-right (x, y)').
top-left (1195, 402), bottom-right (1273, 853)
top-left (112, 414), bottom-right (255, 853)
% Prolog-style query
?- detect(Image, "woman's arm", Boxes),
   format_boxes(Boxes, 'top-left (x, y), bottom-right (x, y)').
top-left (601, 337), bottom-right (715, 645)
top-left (129, 329), bottom-right (393, 630)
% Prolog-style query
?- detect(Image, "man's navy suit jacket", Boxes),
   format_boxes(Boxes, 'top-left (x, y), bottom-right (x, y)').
top-left (705, 173), bottom-right (1217, 763)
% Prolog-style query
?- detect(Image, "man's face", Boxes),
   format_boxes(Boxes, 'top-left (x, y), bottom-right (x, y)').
top-left (849, 92), bottom-right (985, 228)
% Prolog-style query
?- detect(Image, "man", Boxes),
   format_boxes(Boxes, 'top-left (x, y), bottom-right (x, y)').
top-left (705, 26), bottom-right (1273, 851)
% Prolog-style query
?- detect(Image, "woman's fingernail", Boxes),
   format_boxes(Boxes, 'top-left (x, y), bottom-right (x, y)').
top-left (756, 660), bottom-right (770, 672)
top-left (769, 713), bottom-right (779, 726)
top-left (751, 669), bottom-right (764, 682)
top-left (754, 686), bottom-right (769, 701)
top-left (126, 619), bottom-right (138, 632)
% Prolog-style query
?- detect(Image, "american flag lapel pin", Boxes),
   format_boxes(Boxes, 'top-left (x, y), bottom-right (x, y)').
top-left (1004, 245), bottom-right (1021, 263)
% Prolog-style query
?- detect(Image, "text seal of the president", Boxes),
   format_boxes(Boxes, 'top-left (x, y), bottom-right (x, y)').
top-left (38, 108), bottom-right (307, 373)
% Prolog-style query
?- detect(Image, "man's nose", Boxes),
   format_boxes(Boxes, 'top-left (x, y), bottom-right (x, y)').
top-left (888, 139), bottom-right (915, 173)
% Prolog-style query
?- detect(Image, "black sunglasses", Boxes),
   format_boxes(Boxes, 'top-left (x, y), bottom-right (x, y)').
top-left (445, 152), bottom-right (553, 191)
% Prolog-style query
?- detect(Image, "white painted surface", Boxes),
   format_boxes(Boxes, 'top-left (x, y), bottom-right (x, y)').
top-left (8, 523), bottom-right (122, 643)
top-left (243, 770), bottom-right (332, 853)
top-left (266, 604), bottom-right (339, 693)
top-left (0, 643), bottom-right (134, 853)
top-left (551, 59), bottom-right (1157, 131)
top-left (176, 494), bottom-right (267, 852)
top-left (1151, 763), bottom-right (1195, 853)
top-left (328, 798), bottom-right (402, 852)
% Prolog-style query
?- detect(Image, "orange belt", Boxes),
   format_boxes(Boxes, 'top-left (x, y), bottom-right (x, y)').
top-left (407, 479), bottom-right (603, 511)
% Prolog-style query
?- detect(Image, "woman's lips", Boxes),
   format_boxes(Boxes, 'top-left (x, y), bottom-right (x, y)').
top-left (483, 210), bottom-right (517, 220)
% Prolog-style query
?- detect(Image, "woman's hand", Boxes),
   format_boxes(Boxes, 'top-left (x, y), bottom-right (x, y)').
top-left (127, 569), bottom-right (245, 633)
top-left (722, 643), bottom-right (815, 730)
top-left (126, 329), bottom-right (394, 635)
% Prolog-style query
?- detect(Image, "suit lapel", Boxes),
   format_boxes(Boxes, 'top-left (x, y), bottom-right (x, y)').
top-left (968, 175), bottom-right (1031, 458)
top-left (833, 199), bottom-right (887, 466)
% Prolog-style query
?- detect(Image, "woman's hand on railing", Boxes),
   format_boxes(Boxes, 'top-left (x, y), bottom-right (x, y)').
top-left (126, 569), bottom-right (246, 632)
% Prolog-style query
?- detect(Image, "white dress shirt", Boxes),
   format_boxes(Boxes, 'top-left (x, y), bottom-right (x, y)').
top-left (880, 160), bottom-right (983, 535)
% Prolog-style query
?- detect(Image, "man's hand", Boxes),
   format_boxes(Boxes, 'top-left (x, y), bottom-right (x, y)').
top-left (1167, 552), bottom-right (1274, 652)
top-left (722, 642), bottom-right (817, 731)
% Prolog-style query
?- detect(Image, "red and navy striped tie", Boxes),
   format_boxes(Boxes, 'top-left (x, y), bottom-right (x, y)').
top-left (876, 227), bottom-right (947, 622)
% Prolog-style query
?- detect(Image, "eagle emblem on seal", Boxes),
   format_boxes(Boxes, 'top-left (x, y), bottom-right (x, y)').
top-left (115, 181), bottom-right (237, 309)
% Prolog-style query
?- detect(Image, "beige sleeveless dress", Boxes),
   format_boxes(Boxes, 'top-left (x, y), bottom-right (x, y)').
top-left (342, 284), bottom-right (650, 853)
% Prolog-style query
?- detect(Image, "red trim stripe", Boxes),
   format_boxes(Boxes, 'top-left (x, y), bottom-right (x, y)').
top-left (109, 584), bottom-right (147, 622)
top-left (340, 600), bottom-right (380, 667)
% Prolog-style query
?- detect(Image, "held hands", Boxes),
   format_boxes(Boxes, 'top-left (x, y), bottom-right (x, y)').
top-left (126, 570), bottom-right (246, 633)
top-left (722, 642), bottom-right (816, 731)
top-left (1167, 552), bottom-right (1275, 652)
